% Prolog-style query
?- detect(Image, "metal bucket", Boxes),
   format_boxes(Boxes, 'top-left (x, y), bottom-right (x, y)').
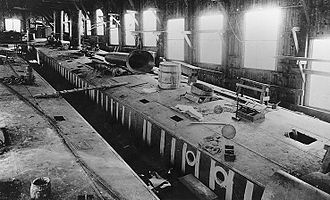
top-left (30, 177), bottom-right (51, 200)
top-left (158, 62), bottom-right (181, 89)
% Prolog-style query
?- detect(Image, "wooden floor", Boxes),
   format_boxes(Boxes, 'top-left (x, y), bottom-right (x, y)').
top-left (0, 55), bottom-right (158, 200)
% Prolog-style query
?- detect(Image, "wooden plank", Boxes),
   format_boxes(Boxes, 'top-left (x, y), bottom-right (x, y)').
top-left (236, 83), bottom-right (265, 93)
top-left (241, 77), bottom-right (270, 87)
top-left (178, 174), bottom-right (218, 200)
top-left (303, 69), bottom-right (330, 77)
top-left (276, 55), bottom-right (330, 63)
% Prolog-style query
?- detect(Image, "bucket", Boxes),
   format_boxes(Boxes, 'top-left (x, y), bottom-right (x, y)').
top-left (30, 177), bottom-right (51, 200)
top-left (158, 62), bottom-right (181, 89)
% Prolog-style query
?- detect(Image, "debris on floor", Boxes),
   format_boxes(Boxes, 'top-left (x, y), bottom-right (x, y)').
top-left (198, 135), bottom-right (222, 155)
top-left (139, 171), bottom-right (172, 192)
top-left (213, 105), bottom-right (223, 114)
top-left (183, 93), bottom-right (221, 103)
top-left (77, 194), bottom-right (94, 200)
top-left (141, 87), bottom-right (158, 94)
top-left (174, 105), bottom-right (203, 121)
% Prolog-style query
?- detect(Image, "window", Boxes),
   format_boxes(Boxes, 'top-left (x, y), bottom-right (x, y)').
top-left (244, 8), bottom-right (281, 70)
top-left (63, 13), bottom-right (70, 33)
top-left (5, 18), bottom-right (21, 32)
top-left (96, 9), bottom-right (104, 35)
top-left (124, 12), bottom-right (136, 46)
top-left (86, 18), bottom-right (91, 35)
top-left (197, 14), bottom-right (223, 64)
top-left (306, 39), bottom-right (330, 111)
top-left (143, 9), bottom-right (157, 47)
top-left (110, 15), bottom-right (119, 45)
top-left (167, 18), bottom-right (185, 61)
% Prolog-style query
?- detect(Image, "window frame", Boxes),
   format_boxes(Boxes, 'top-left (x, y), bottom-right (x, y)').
top-left (124, 11), bottom-right (137, 46)
top-left (196, 13), bottom-right (224, 65)
top-left (5, 18), bottom-right (21, 32)
top-left (96, 9), bottom-right (105, 36)
top-left (109, 15), bottom-right (120, 45)
top-left (242, 8), bottom-right (282, 71)
top-left (166, 18), bottom-right (185, 61)
top-left (142, 9), bottom-right (158, 47)
top-left (304, 37), bottom-right (330, 111)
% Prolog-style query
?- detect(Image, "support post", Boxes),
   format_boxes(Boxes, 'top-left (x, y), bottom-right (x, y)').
top-left (71, 10), bottom-right (82, 49)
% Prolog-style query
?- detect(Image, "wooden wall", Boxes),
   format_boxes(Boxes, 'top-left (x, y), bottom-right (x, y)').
top-left (3, 0), bottom-right (330, 110)
top-left (86, 0), bottom-right (330, 108)
top-left (132, 0), bottom-right (309, 106)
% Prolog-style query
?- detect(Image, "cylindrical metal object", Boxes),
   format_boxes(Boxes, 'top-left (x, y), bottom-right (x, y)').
top-left (26, 65), bottom-right (33, 83)
top-left (30, 177), bottom-right (51, 200)
top-left (158, 62), bottom-right (181, 89)
top-left (104, 50), bottom-right (154, 73)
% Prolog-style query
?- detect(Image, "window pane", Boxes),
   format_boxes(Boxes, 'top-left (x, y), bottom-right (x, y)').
top-left (96, 9), bottom-right (104, 35)
top-left (309, 75), bottom-right (330, 110)
top-left (64, 13), bottom-right (69, 33)
top-left (244, 41), bottom-right (277, 70)
top-left (244, 8), bottom-right (281, 70)
top-left (5, 18), bottom-right (21, 32)
top-left (143, 10), bottom-right (157, 47)
top-left (125, 13), bottom-right (136, 46)
top-left (110, 16), bottom-right (119, 45)
top-left (167, 18), bottom-right (184, 60)
top-left (197, 14), bottom-right (223, 64)
top-left (307, 38), bottom-right (330, 110)
top-left (86, 19), bottom-right (91, 35)
top-left (311, 39), bottom-right (330, 72)
top-left (245, 9), bottom-right (281, 41)
top-left (110, 28), bottom-right (119, 45)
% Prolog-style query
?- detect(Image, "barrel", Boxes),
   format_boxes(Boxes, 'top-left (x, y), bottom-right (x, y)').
top-left (158, 62), bottom-right (181, 89)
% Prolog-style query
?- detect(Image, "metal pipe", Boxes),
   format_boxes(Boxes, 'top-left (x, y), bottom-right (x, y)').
top-left (105, 50), bottom-right (154, 73)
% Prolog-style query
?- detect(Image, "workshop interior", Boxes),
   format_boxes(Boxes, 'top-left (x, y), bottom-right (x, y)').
top-left (1, 0), bottom-right (330, 200)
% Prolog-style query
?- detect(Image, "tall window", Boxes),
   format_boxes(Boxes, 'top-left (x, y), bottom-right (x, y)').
top-left (124, 11), bottom-right (136, 46)
top-left (63, 13), bottom-right (70, 33)
top-left (244, 8), bottom-right (281, 70)
top-left (110, 15), bottom-right (119, 45)
top-left (197, 14), bottom-right (223, 64)
top-left (306, 39), bottom-right (330, 110)
top-left (167, 18), bottom-right (185, 61)
top-left (5, 18), bottom-right (21, 32)
top-left (96, 9), bottom-right (104, 35)
top-left (143, 9), bottom-right (157, 47)
top-left (86, 18), bottom-right (92, 35)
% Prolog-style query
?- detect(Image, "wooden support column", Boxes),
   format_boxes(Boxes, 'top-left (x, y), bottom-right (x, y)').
top-left (104, 4), bottom-right (111, 46)
top-left (71, 9), bottom-right (82, 49)
top-left (54, 10), bottom-right (64, 41)
top-left (22, 12), bottom-right (27, 33)
top-left (90, 9), bottom-right (97, 36)
top-left (187, 1), bottom-right (195, 64)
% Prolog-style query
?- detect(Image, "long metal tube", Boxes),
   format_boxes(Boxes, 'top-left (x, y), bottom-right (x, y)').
top-left (105, 50), bottom-right (154, 73)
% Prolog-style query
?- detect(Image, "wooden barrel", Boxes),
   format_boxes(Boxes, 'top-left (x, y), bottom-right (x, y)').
top-left (158, 62), bottom-right (181, 89)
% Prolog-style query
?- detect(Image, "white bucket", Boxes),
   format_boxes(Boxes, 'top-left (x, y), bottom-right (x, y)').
top-left (158, 62), bottom-right (181, 89)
